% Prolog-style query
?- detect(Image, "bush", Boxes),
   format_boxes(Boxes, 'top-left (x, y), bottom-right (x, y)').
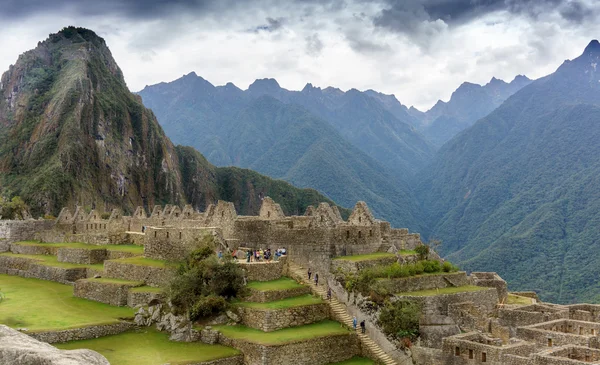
top-left (442, 261), bottom-right (459, 272)
top-left (378, 300), bottom-right (420, 340)
top-left (0, 196), bottom-right (28, 220)
top-left (422, 260), bottom-right (441, 273)
top-left (168, 242), bottom-right (245, 321)
top-left (414, 244), bottom-right (430, 260)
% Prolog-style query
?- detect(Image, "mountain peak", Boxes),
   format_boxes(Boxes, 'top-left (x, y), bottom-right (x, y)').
top-left (584, 39), bottom-right (600, 53)
top-left (248, 78), bottom-right (281, 93)
top-left (302, 83), bottom-right (321, 93)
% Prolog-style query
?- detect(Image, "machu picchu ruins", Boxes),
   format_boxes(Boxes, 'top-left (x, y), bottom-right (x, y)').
top-left (1, 197), bottom-right (599, 365)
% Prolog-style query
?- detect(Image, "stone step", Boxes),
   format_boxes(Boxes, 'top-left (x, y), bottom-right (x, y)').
top-left (288, 262), bottom-right (398, 365)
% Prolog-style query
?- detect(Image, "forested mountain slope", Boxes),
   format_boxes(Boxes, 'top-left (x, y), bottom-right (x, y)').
top-left (417, 40), bottom-right (600, 303)
top-left (0, 27), bottom-right (342, 217)
top-left (139, 75), bottom-right (427, 231)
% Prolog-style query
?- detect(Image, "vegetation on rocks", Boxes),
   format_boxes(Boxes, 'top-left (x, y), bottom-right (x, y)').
top-left (378, 300), bottom-right (420, 341)
top-left (0, 196), bottom-right (28, 220)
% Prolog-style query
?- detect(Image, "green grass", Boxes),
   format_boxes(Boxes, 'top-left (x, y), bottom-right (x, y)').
top-left (82, 278), bottom-right (144, 286)
top-left (0, 252), bottom-right (104, 271)
top-left (236, 294), bottom-right (322, 309)
top-left (0, 274), bottom-right (134, 331)
top-left (398, 250), bottom-right (417, 256)
top-left (130, 286), bottom-right (163, 293)
top-left (214, 320), bottom-right (350, 345)
top-left (109, 256), bottom-right (172, 267)
top-left (56, 328), bottom-right (239, 365)
top-left (333, 252), bottom-right (396, 262)
top-left (13, 241), bottom-right (143, 254)
top-left (396, 285), bottom-right (487, 297)
top-left (507, 293), bottom-right (535, 305)
top-left (246, 277), bottom-right (304, 291)
top-left (329, 357), bottom-right (375, 365)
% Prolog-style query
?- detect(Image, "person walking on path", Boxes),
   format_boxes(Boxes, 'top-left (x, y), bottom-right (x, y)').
top-left (246, 250), bottom-right (251, 263)
top-left (327, 287), bottom-right (332, 301)
top-left (360, 320), bottom-right (366, 334)
top-left (218, 250), bottom-right (223, 260)
top-left (353, 316), bottom-right (357, 331)
top-left (308, 268), bottom-right (312, 281)
top-left (314, 273), bottom-right (319, 286)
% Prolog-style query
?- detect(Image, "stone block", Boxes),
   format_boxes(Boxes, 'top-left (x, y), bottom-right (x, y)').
top-left (74, 278), bottom-right (143, 306)
top-left (57, 247), bottom-right (107, 264)
top-left (237, 302), bottom-right (330, 332)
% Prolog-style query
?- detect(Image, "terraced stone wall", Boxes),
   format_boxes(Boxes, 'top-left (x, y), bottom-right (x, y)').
top-left (237, 303), bottom-right (329, 332)
top-left (441, 332), bottom-right (537, 365)
top-left (127, 290), bottom-right (164, 307)
top-left (378, 272), bottom-right (470, 294)
top-left (397, 288), bottom-right (499, 317)
top-left (239, 257), bottom-right (287, 282)
top-left (58, 247), bottom-right (107, 264)
top-left (104, 260), bottom-right (176, 287)
top-left (331, 255), bottom-right (398, 274)
top-left (74, 279), bottom-right (142, 306)
top-left (0, 255), bottom-right (87, 284)
top-left (217, 333), bottom-right (360, 365)
top-left (28, 322), bottom-right (133, 344)
top-left (245, 286), bottom-right (310, 303)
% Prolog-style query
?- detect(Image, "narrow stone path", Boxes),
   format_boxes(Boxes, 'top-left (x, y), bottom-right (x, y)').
top-left (288, 262), bottom-right (397, 365)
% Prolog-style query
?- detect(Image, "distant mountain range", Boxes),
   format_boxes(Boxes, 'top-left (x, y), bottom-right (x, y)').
top-left (139, 75), bottom-right (427, 231)
top-left (417, 40), bottom-right (600, 303)
top-left (0, 27), bottom-right (343, 217)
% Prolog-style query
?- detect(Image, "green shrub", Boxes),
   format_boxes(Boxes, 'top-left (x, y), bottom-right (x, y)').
top-left (413, 262), bottom-right (425, 275)
top-left (414, 244), bottom-right (430, 260)
top-left (378, 300), bottom-right (420, 340)
top-left (423, 260), bottom-right (441, 273)
top-left (442, 261), bottom-right (458, 272)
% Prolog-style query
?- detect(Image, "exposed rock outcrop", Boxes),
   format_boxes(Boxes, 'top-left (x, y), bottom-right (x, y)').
top-left (0, 325), bottom-right (109, 365)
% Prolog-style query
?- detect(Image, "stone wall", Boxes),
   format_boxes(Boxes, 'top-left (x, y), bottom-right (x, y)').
top-left (127, 290), bottom-right (165, 308)
top-left (236, 302), bottom-right (329, 331)
top-left (186, 356), bottom-right (244, 365)
top-left (104, 260), bottom-right (175, 287)
top-left (533, 345), bottom-right (600, 365)
top-left (0, 219), bottom-right (54, 251)
top-left (331, 255), bottom-right (398, 274)
top-left (516, 319), bottom-right (600, 349)
top-left (144, 227), bottom-right (217, 261)
top-left (74, 279), bottom-right (143, 306)
top-left (244, 286), bottom-right (310, 303)
top-left (10, 242), bottom-right (60, 255)
top-left (239, 257), bottom-right (287, 282)
top-left (378, 272), bottom-right (470, 294)
top-left (57, 247), bottom-right (107, 264)
top-left (217, 332), bottom-right (360, 365)
top-left (28, 322), bottom-right (134, 344)
top-left (396, 288), bottom-right (499, 316)
top-left (441, 332), bottom-right (537, 365)
top-left (499, 305), bottom-right (569, 336)
top-left (0, 255), bottom-right (88, 284)
top-left (470, 272), bottom-right (509, 304)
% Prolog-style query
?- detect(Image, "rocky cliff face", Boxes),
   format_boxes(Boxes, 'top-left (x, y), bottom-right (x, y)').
top-left (0, 27), bottom-right (339, 217)
top-left (0, 324), bottom-right (109, 365)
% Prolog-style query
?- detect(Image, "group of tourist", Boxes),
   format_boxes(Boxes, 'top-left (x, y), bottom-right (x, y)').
top-left (353, 316), bottom-right (367, 334)
top-left (244, 247), bottom-right (287, 263)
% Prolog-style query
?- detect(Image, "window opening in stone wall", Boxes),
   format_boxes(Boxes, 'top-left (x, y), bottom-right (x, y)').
top-left (580, 327), bottom-right (584, 335)
top-left (179, 232), bottom-right (182, 239)
top-left (455, 347), bottom-right (460, 356)
top-left (321, 215), bottom-right (324, 222)
top-left (469, 350), bottom-right (473, 359)
top-left (268, 211), bottom-right (271, 218)
top-left (167, 231), bottom-right (170, 238)
top-left (481, 352), bottom-right (486, 362)
top-left (592, 329), bottom-right (596, 335)
top-left (222, 211), bottom-right (225, 217)
top-left (154, 231), bottom-right (157, 238)
top-left (86, 224), bottom-right (88, 230)
top-left (175, 213), bottom-right (179, 217)
top-left (346, 230), bottom-right (350, 239)
top-left (358, 231), bottom-right (362, 238)
top-left (548, 338), bottom-right (552, 347)
top-left (359, 216), bottom-right (362, 223)
top-left (369, 230), bottom-right (373, 236)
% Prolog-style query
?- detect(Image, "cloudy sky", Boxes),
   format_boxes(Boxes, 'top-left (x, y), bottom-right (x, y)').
top-left (0, 0), bottom-right (598, 110)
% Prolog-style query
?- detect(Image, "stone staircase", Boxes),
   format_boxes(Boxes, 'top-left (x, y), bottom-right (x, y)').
top-left (288, 262), bottom-right (398, 365)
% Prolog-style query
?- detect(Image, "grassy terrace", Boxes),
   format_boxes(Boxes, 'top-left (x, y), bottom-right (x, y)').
top-left (396, 285), bottom-right (487, 297)
top-left (130, 286), bottom-right (163, 293)
top-left (0, 252), bottom-right (104, 271)
top-left (398, 249), bottom-right (417, 255)
top-left (333, 252), bottom-right (396, 262)
top-left (214, 320), bottom-right (351, 345)
top-left (507, 293), bottom-right (535, 305)
top-left (0, 274), bottom-right (134, 331)
top-left (14, 241), bottom-right (144, 254)
top-left (329, 357), bottom-right (375, 365)
top-left (82, 277), bottom-right (144, 286)
top-left (246, 277), bottom-right (304, 291)
top-left (236, 294), bottom-right (322, 309)
top-left (56, 328), bottom-right (239, 365)
top-left (108, 256), bottom-right (173, 267)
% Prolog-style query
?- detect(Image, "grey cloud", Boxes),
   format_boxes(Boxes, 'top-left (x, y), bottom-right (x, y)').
top-left (373, 0), bottom-right (598, 37)
top-left (252, 17), bottom-right (285, 33)
top-left (305, 33), bottom-right (323, 56)
top-left (345, 28), bottom-right (392, 53)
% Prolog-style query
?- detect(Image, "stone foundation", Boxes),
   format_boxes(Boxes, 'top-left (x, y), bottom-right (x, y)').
top-left (74, 279), bottom-right (144, 306)
top-left (331, 255), bottom-right (398, 274)
top-left (127, 290), bottom-right (165, 308)
top-left (10, 243), bottom-right (60, 255)
top-left (237, 303), bottom-right (329, 332)
top-left (378, 271), bottom-right (470, 294)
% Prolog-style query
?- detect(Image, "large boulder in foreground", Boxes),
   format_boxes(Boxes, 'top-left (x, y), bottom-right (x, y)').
top-left (0, 325), bottom-right (109, 365)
